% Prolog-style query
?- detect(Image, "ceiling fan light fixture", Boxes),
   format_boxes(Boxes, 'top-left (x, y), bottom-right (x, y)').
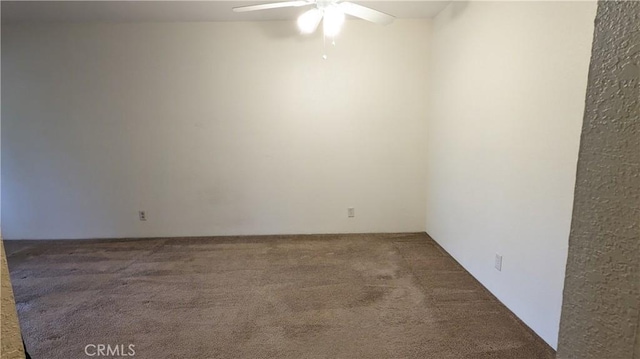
top-left (297, 8), bottom-right (323, 34)
top-left (323, 5), bottom-right (345, 37)
top-left (234, 1), bottom-right (395, 40)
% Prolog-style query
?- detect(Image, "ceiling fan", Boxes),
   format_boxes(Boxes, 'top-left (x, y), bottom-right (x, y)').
top-left (233, 1), bottom-right (394, 37)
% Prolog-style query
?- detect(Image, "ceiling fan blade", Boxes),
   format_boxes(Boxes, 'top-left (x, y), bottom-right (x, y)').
top-left (233, 1), bottom-right (312, 13)
top-left (338, 2), bottom-right (394, 25)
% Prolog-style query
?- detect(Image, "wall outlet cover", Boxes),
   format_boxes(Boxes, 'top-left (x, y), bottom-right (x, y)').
top-left (495, 254), bottom-right (503, 271)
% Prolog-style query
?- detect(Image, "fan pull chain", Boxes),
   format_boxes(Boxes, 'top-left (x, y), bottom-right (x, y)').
top-left (321, 35), bottom-right (337, 60)
top-left (322, 34), bottom-right (327, 60)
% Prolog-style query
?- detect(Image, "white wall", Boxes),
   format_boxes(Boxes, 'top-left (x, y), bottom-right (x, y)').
top-left (1, 20), bottom-right (430, 239)
top-left (425, 1), bottom-right (596, 349)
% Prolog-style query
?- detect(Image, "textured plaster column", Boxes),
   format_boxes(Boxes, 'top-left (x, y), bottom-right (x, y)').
top-left (1, 239), bottom-right (25, 359)
top-left (557, 1), bottom-right (640, 358)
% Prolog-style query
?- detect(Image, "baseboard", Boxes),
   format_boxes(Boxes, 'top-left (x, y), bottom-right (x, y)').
top-left (2, 231), bottom-right (428, 242)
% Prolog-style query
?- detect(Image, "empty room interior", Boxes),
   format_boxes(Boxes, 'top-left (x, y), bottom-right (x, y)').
top-left (1, 1), bottom-right (638, 358)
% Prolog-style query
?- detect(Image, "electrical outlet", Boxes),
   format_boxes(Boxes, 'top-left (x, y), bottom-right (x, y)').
top-left (139, 211), bottom-right (147, 221)
top-left (347, 207), bottom-right (355, 218)
top-left (495, 254), bottom-right (503, 271)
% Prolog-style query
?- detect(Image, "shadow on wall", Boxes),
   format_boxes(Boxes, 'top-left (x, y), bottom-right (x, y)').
top-left (441, 1), bottom-right (469, 21)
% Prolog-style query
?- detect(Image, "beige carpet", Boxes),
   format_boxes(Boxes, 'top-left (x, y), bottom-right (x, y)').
top-left (4, 233), bottom-right (554, 358)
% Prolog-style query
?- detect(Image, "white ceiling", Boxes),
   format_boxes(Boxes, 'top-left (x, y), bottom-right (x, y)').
top-left (1, 1), bottom-right (450, 23)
